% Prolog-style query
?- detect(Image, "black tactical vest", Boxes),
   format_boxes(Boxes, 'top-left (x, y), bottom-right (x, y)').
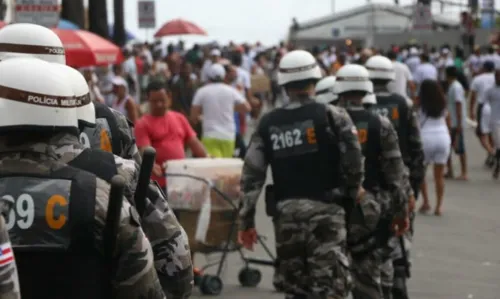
top-left (259, 102), bottom-right (341, 200)
top-left (80, 102), bottom-right (121, 156)
top-left (346, 108), bottom-right (385, 192)
top-left (68, 148), bottom-right (118, 183)
top-left (0, 163), bottom-right (106, 299)
top-left (371, 93), bottom-right (409, 158)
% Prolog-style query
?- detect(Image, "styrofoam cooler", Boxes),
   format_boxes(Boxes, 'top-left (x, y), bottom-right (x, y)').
top-left (165, 158), bottom-right (243, 244)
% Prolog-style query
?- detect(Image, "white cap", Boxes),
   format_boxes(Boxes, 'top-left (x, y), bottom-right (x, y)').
top-left (0, 23), bottom-right (65, 64)
top-left (51, 63), bottom-right (96, 126)
top-left (335, 64), bottom-right (373, 94)
top-left (210, 49), bottom-right (221, 56)
top-left (441, 48), bottom-right (450, 54)
top-left (277, 50), bottom-right (322, 85)
top-left (208, 63), bottom-right (226, 80)
top-left (0, 57), bottom-right (77, 132)
top-left (112, 76), bottom-right (128, 87)
top-left (409, 47), bottom-right (419, 55)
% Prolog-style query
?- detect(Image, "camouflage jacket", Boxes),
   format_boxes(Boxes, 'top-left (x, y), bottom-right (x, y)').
top-left (239, 100), bottom-right (363, 230)
top-left (405, 110), bottom-right (425, 192)
top-left (110, 108), bottom-right (142, 164)
top-left (0, 136), bottom-right (165, 299)
top-left (51, 133), bottom-right (193, 299)
top-left (374, 114), bottom-right (409, 217)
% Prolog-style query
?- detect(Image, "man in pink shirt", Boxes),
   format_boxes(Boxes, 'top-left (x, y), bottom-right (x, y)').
top-left (135, 81), bottom-right (207, 187)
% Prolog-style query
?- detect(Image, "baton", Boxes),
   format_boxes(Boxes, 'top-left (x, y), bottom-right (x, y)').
top-left (134, 147), bottom-right (156, 216)
top-left (399, 235), bottom-right (411, 278)
top-left (103, 175), bottom-right (126, 261)
top-left (103, 175), bottom-right (126, 298)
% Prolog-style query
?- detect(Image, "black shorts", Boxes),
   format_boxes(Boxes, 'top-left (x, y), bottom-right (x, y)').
top-left (234, 133), bottom-right (247, 159)
top-left (476, 103), bottom-right (484, 136)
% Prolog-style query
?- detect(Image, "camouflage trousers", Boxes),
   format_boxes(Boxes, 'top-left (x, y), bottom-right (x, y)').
top-left (275, 203), bottom-right (352, 299)
top-left (348, 191), bottom-right (384, 299)
top-left (381, 212), bottom-right (414, 299)
top-left (272, 218), bottom-right (284, 291)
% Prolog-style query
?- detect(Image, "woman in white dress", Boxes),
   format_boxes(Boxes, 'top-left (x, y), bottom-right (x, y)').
top-left (418, 79), bottom-right (451, 216)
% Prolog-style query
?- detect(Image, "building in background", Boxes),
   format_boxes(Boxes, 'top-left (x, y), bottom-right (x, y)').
top-left (289, 1), bottom-right (499, 49)
top-left (289, 3), bottom-right (458, 48)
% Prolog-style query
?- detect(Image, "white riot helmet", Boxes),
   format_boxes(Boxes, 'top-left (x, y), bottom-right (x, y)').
top-left (365, 55), bottom-right (395, 81)
top-left (315, 76), bottom-right (338, 104)
top-left (0, 23), bottom-right (65, 64)
top-left (277, 50), bottom-right (322, 86)
top-left (335, 64), bottom-right (373, 94)
top-left (362, 93), bottom-right (377, 105)
top-left (0, 57), bottom-right (77, 131)
top-left (51, 63), bottom-right (96, 127)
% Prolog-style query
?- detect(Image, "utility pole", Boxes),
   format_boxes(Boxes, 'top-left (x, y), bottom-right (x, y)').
top-left (61, 0), bottom-right (84, 29)
top-left (113, 0), bottom-right (126, 47)
top-left (366, 0), bottom-right (375, 47)
top-left (88, 0), bottom-right (109, 39)
top-left (331, 0), bottom-right (336, 13)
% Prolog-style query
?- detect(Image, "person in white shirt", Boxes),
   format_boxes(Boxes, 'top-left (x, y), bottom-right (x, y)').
top-left (111, 76), bottom-right (138, 123)
top-left (484, 70), bottom-right (500, 178)
top-left (480, 46), bottom-right (496, 67)
top-left (445, 66), bottom-right (468, 181)
top-left (387, 50), bottom-right (416, 100)
top-left (467, 46), bottom-right (483, 77)
top-left (437, 48), bottom-right (455, 89)
top-left (417, 79), bottom-right (451, 216)
top-left (200, 49), bottom-right (221, 83)
top-left (231, 52), bottom-right (252, 99)
top-left (190, 63), bottom-right (251, 157)
top-left (413, 53), bottom-right (438, 85)
top-left (405, 47), bottom-right (421, 76)
top-left (469, 61), bottom-right (496, 166)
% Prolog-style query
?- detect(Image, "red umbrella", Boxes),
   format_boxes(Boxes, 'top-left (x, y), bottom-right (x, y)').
top-left (52, 29), bottom-right (124, 67)
top-left (154, 18), bottom-right (207, 38)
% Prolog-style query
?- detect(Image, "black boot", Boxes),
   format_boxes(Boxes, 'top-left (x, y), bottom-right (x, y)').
top-left (392, 277), bottom-right (409, 299)
top-left (382, 286), bottom-right (392, 299)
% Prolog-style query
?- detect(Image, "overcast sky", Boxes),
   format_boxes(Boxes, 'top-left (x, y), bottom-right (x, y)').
top-left (102, 0), bottom-right (490, 45)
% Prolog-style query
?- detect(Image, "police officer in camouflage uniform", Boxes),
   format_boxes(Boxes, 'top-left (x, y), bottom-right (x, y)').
top-left (0, 201), bottom-right (20, 299)
top-left (239, 50), bottom-right (363, 299)
top-left (365, 55), bottom-right (424, 299)
top-left (333, 65), bottom-right (410, 299)
top-left (0, 23), bottom-right (193, 298)
top-left (49, 65), bottom-right (193, 299)
top-left (0, 57), bottom-right (165, 298)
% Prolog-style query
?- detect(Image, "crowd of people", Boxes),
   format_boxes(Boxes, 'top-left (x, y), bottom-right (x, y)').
top-left (83, 39), bottom-right (500, 209)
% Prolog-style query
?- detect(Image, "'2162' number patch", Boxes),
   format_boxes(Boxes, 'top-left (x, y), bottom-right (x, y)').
top-left (269, 120), bottom-right (318, 158)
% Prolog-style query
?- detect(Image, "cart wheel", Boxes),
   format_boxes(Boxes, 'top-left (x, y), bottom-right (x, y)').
top-left (273, 281), bottom-right (285, 292)
top-left (193, 268), bottom-right (203, 286)
top-left (238, 268), bottom-right (262, 287)
top-left (199, 275), bottom-right (223, 295)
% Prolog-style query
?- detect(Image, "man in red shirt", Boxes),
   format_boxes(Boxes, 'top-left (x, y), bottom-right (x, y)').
top-left (135, 80), bottom-right (207, 187)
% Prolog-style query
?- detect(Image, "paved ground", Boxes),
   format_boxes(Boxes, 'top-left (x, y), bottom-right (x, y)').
top-left (190, 117), bottom-right (500, 298)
